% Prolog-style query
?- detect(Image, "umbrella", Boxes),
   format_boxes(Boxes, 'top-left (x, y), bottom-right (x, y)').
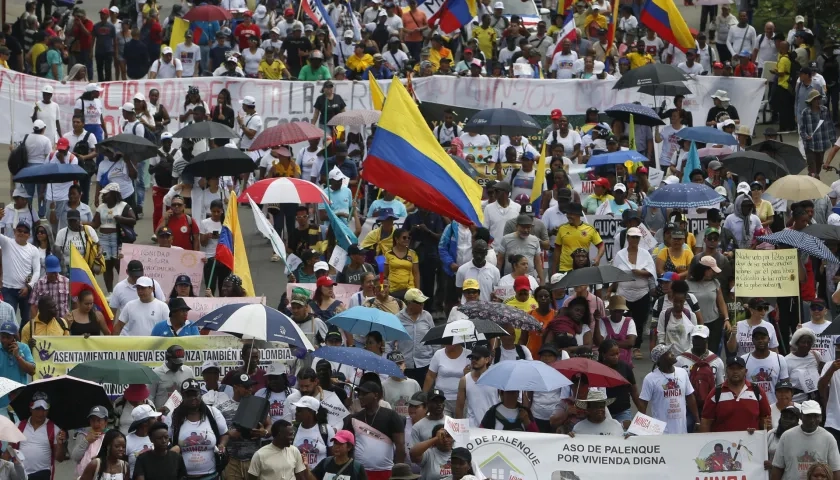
top-left (0, 378), bottom-right (24, 398)
top-left (68, 359), bottom-right (160, 385)
top-left (194, 303), bottom-right (315, 349)
top-left (587, 150), bottom-right (648, 168)
top-left (450, 154), bottom-right (480, 180)
top-left (99, 133), bottom-right (160, 160)
top-left (463, 108), bottom-right (542, 136)
top-left (676, 126), bottom-right (739, 146)
top-left (239, 177), bottom-right (329, 204)
top-left (250, 122), bottom-right (323, 151)
top-left (327, 110), bottom-right (381, 126)
top-left (549, 265), bottom-right (636, 290)
top-left (183, 4), bottom-right (232, 21)
top-left (456, 301), bottom-right (544, 331)
top-left (804, 224), bottom-right (840, 242)
top-left (314, 346), bottom-right (404, 378)
top-left (697, 146), bottom-right (733, 158)
top-left (612, 64), bottom-right (690, 90)
top-left (476, 360), bottom-right (572, 392)
top-left (644, 182), bottom-right (725, 208)
top-left (757, 230), bottom-right (838, 264)
top-left (604, 103), bottom-right (665, 127)
top-left (748, 140), bottom-right (807, 174)
top-left (765, 175), bottom-right (832, 201)
top-left (721, 151), bottom-right (789, 181)
top-left (0, 416), bottom-right (25, 442)
top-left (327, 306), bottom-right (410, 341)
top-left (10, 376), bottom-right (112, 430)
top-left (421, 319), bottom-right (510, 345)
top-left (13, 163), bottom-right (89, 184)
top-left (174, 121), bottom-right (238, 139)
top-left (551, 358), bottom-right (630, 387)
top-left (183, 147), bottom-right (257, 177)
top-left (637, 81), bottom-right (692, 97)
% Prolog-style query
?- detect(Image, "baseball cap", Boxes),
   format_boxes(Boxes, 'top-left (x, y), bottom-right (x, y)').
top-left (290, 287), bottom-right (310, 306)
top-left (775, 379), bottom-right (795, 391)
top-left (468, 345), bottom-right (491, 358)
top-left (162, 46), bottom-right (173, 55)
top-left (344, 30), bottom-right (354, 38)
top-left (658, 272), bottom-right (678, 282)
top-left (121, 102), bottom-right (135, 113)
top-left (156, 226), bottom-right (173, 237)
top-left (332, 430), bottom-right (355, 445)
top-left (708, 160), bottom-right (723, 170)
top-left (355, 381), bottom-right (382, 395)
top-left (0, 322), bottom-right (17, 335)
top-left (626, 227), bottom-right (642, 237)
top-left (408, 391), bottom-right (428, 406)
top-left (230, 373), bottom-right (256, 388)
top-left (514, 275), bottom-right (531, 292)
top-left (136, 276), bottom-right (154, 288)
top-left (85, 83), bottom-right (103, 93)
top-left (88, 405), bottom-right (109, 419)
top-left (691, 325), bottom-right (710, 338)
top-left (110, 6), bottom-right (119, 13)
top-left (452, 447), bottom-right (472, 462)
top-left (428, 388), bottom-right (446, 401)
top-left (175, 274), bottom-right (192, 286)
top-left (613, 183), bottom-right (627, 192)
top-left (42, 85), bottom-right (54, 94)
top-left (462, 278), bottom-right (480, 291)
top-left (130, 404), bottom-right (157, 425)
top-left (241, 96), bottom-right (256, 107)
top-left (314, 261), bottom-right (330, 272)
top-left (377, 208), bottom-right (398, 221)
top-left (123, 384), bottom-right (149, 403)
top-left (704, 227), bottom-right (721, 237)
top-left (126, 260), bottom-right (144, 275)
top-left (291, 395), bottom-right (321, 413)
top-left (201, 360), bottom-right (221, 373)
top-left (700, 256), bottom-right (722, 273)
top-left (33, 119), bottom-right (47, 130)
top-left (405, 288), bottom-right (429, 303)
top-left (45, 255), bottom-right (60, 273)
top-left (539, 344), bottom-right (560, 357)
top-left (752, 326), bottom-right (770, 337)
top-left (347, 245), bottom-right (365, 256)
top-left (285, 7), bottom-right (294, 15)
top-left (801, 400), bottom-right (821, 415)
top-left (727, 356), bottom-right (747, 368)
top-left (166, 345), bottom-right (186, 364)
top-left (516, 214), bottom-right (533, 226)
top-left (795, 15), bottom-right (805, 23)
top-left (316, 276), bottom-right (337, 288)
top-left (180, 379), bottom-right (201, 393)
top-left (494, 180), bottom-right (512, 192)
top-left (551, 108), bottom-right (563, 119)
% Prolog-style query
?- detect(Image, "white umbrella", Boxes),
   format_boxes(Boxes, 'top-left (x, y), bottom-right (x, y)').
top-left (0, 378), bottom-right (25, 398)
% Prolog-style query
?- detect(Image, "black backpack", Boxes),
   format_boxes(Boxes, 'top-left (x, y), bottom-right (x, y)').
top-left (483, 403), bottom-right (526, 431)
top-left (8, 134), bottom-right (29, 175)
top-left (131, 122), bottom-right (158, 145)
top-left (35, 50), bottom-right (50, 77)
top-left (789, 52), bottom-right (802, 93)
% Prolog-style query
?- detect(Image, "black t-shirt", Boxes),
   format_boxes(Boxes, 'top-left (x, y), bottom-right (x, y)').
top-left (6, 36), bottom-right (23, 71)
top-left (605, 360), bottom-right (636, 414)
top-left (402, 211), bottom-right (444, 260)
top-left (209, 45), bottom-right (231, 71)
top-left (124, 39), bottom-right (150, 79)
top-left (134, 450), bottom-right (187, 480)
top-left (282, 37), bottom-right (313, 72)
top-left (343, 407), bottom-right (403, 439)
top-left (288, 225), bottom-right (318, 257)
top-left (314, 94), bottom-right (347, 126)
top-left (705, 105), bottom-right (740, 124)
top-left (312, 457), bottom-right (367, 480)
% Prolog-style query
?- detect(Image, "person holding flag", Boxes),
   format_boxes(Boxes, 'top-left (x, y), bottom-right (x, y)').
top-left (213, 192), bottom-right (255, 296)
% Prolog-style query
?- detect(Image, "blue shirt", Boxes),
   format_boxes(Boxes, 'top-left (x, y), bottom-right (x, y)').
top-left (0, 342), bottom-right (33, 409)
top-left (192, 21), bottom-right (220, 46)
top-left (150, 319), bottom-right (200, 337)
top-left (45, 49), bottom-right (63, 80)
top-left (320, 186), bottom-right (353, 224)
top-left (367, 199), bottom-right (408, 218)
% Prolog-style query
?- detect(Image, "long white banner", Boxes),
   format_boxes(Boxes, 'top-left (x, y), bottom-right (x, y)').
top-left (465, 428), bottom-right (767, 480)
top-left (0, 70), bottom-right (766, 143)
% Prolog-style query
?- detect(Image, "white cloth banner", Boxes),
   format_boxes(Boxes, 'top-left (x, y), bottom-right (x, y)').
top-left (0, 71), bottom-right (766, 143)
top-left (591, 213), bottom-right (706, 262)
top-left (466, 428), bottom-right (766, 480)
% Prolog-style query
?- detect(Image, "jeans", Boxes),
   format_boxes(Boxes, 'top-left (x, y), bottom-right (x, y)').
top-left (418, 254), bottom-right (439, 311)
top-left (134, 160), bottom-right (147, 212)
top-left (716, 43), bottom-right (731, 63)
top-left (28, 470), bottom-right (51, 480)
top-left (612, 408), bottom-right (634, 423)
top-left (35, 0), bottom-right (51, 23)
top-left (3, 287), bottom-right (31, 330)
top-left (95, 53), bottom-right (113, 81)
top-left (406, 41), bottom-right (423, 63)
top-left (199, 44), bottom-right (211, 73)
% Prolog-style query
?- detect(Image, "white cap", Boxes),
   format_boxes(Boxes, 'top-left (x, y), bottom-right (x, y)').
top-left (736, 181), bottom-right (750, 195)
top-left (592, 4), bottom-right (601, 9)
top-left (329, 166), bottom-right (348, 182)
top-left (267, 362), bottom-right (288, 376)
top-left (613, 182), bottom-right (626, 192)
top-left (830, 180), bottom-right (840, 199)
top-left (314, 261), bottom-right (330, 272)
top-left (162, 46), bottom-right (173, 55)
top-left (714, 186), bottom-right (728, 197)
top-left (550, 272), bottom-right (566, 284)
top-left (32, 119), bottom-right (47, 130)
top-left (133, 92), bottom-right (146, 101)
top-left (122, 102), bottom-right (135, 113)
top-left (161, 132), bottom-right (173, 140)
top-left (41, 85), bottom-right (53, 94)
top-left (691, 325), bottom-right (710, 338)
top-left (663, 175), bottom-right (680, 185)
top-left (717, 119), bottom-right (736, 129)
top-left (801, 400), bottom-right (822, 415)
top-left (31, 399), bottom-right (49, 410)
top-left (494, 1), bottom-right (504, 8)
top-left (344, 30), bottom-right (354, 38)
top-left (110, 6), bottom-right (119, 13)
top-left (795, 15), bottom-right (805, 23)
top-left (12, 185), bottom-right (30, 198)
top-left (626, 227), bottom-right (642, 237)
top-left (271, 26), bottom-right (281, 34)
top-left (592, 60), bottom-right (605, 74)
top-left (378, 9), bottom-right (387, 17)
top-left (201, 360), bottom-right (220, 373)
top-left (131, 404), bottom-right (158, 423)
top-left (136, 276), bottom-right (154, 287)
top-left (240, 96), bottom-right (256, 107)
top-left (85, 83), bottom-right (103, 93)
top-left (292, 395), bottom-right (321, 412)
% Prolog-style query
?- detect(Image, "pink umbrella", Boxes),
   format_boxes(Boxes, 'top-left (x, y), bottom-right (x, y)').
top-left (240, 177), bottom-right (330, 204)
top-left (249, 122), bottom-right (324, 151)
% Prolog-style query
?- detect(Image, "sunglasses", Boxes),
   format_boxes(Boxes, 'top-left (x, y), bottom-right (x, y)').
top-left (463, 289), bottom-right (480, 294)
top-left (753, 306), bottom-right (769, 311)
top-left (810, 304), bottom-right (825, 311)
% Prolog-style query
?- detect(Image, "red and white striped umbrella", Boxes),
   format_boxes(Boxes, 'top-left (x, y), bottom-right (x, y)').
top-left (239, 177), bottom-right (330, 204)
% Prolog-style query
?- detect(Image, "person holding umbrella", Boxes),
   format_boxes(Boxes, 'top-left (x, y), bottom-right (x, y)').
top-left (17, 392), bottom-right (68, 480)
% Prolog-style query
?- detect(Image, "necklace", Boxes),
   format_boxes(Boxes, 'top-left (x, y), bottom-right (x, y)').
top-left (365, 407), bottom-right (380, 425)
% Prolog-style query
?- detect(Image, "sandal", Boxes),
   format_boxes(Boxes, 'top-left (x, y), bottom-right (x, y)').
top-left (633, 348), bottom-right (643, 360)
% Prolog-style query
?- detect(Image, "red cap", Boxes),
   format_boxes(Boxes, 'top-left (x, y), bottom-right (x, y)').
top-left (284, 7), bottom-right (295, 15)
top-left (513, 275), bottom-right (531, 292)
top-left (242, 10), bottom-right (252, 17)
top-left (56, 137), bottom-right (70, 151)
top-left (123, 384), bottom-right (150, 403)
top-left (594, 177), bottom-right (611, 189)
top-left (464, 48), bottom-right (473, 54)
top-left (713, 61), bottom-right (724, 69)
top-left (636, 166), bottom-right (649, 174)
top-left (100, 8), bottom-right (109, 15)
top-left (316, 276), bottom-right (337, 288)
top-left (551, 108), bottom-right (563, 120)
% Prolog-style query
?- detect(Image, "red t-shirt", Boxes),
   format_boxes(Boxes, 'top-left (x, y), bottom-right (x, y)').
top-left (148, 20), bottom-right (163, 45)
top-left (234, 23), bottom-right (261, 51)
top-left (701, 381), bottom-right (771, 432)
top-left (73, 18), bottom-right (95, 50)
top-left (735, 62), bottom-right (757, 78)
top-left (166, 214), bottom-right (199, 250)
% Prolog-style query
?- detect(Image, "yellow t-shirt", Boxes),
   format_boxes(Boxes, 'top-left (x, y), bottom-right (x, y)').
top-left (258, 59), bottom-right (287, 80)
top-left (555, 223), bottom-right (603, 272)
top-left (656, 247), bottom-right (694, 274)
top-left (626, 51), bottom-right (654, 69)
top-left (142, 3), bottom-right (159, 18)
top-left (0, 59), bottom-right (8, 69)
top-left (428, 46), bottom-right (453, 71)
top-left (755, 199), bottom-right (775, 224)
top-left (687, 232), bottom-right (696, 252)
top-left (777, 55), bottom-right (791, 89)
top-left (360, 227), bottom-right (394, 256)
top-left (30, 43), bottom-right (48, 74)
top-left (472, 26), bottom-right (497, 60)
top-left (21, 316), bottom-right (69, 344)
top-left (268, 160), bottom-right (301, 178)
top-left (385, 248), bottom-right (418, 291)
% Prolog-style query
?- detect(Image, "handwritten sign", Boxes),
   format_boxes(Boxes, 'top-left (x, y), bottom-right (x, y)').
top-left (627, 412), bottom-right (666, 436)
top-left (286, 283), bottom-right (361, 306)
top-left (163, 390), bottom-right (183, 413)
top-left (183, 297), bottom-right (266, 322)
top-left (444, 416), bottom-right (470, 446)
top-left (735, 249), bottom-right (799, 297)
top-left (119, 244), bottom-right (204, 295)
top-left (323, 395), bottom-right (350, 430)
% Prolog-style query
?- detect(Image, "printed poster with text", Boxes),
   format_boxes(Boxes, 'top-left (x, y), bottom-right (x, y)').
top-left (734, 249), bottom-right (799, 297)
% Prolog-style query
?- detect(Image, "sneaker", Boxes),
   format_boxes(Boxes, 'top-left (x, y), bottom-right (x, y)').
top-left (271, 254), bottom-right (281, 262)
top-left (151, 235), bottom-right (157, 243)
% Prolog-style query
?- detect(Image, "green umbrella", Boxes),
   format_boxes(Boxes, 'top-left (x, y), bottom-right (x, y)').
top-left (68, 360), bottom-right (160, 385)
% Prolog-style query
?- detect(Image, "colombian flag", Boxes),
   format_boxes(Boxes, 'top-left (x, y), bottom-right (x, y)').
top-left (68, 247), bottom-right (114, 330)
top-left (216, 193), bottom-right (255, 296)
top-left (369, 76), bottom-right (385, 111)
top-left (640, 0), bottom-right (695, 52)
top-left (429, 0), bottom-right (475, 34)
top-left (364, 77), bottom-right (484, 226)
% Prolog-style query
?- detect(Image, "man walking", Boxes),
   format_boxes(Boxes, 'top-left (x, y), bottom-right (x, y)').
top-left (770, 401), bottom-right (840, 480)
top-left (699, 356), bottom-right (771, 432)
top-left (800, 89), bottom-right (836, 177)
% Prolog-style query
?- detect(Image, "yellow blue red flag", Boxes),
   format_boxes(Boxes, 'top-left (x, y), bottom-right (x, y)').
top-left (215, 193), bottom-right (255, 295)
top-left (69, 247), bottom-right (114, 330)
top-left (640, 0), bottom-right (695, 52)
top-left (369, 76), bottom-right (385, 111)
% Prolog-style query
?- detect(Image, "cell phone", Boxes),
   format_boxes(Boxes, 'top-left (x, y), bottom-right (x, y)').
top-left (0, 202), bottom-right (6, 210)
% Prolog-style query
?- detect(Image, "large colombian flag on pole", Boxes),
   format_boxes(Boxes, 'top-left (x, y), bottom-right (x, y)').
top-left (640, 0), bottom-right (695, 52)
top-left (363, 77), bottom-right (484, 226)
top-left (215, 193), bottom-right (255, 296)
top-left (68, 247), bottom-right (114, 330)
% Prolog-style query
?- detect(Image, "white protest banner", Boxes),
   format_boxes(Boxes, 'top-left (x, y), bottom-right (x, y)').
top-left (119, 244), bottom-right (204, 296)
top-left (329, 246), bottom-right (348, 271)
top-left (444, 416), bottom-right (470, 446)
top-left (590, 213), bottom-right (707, 263)
top-left (286, 283), bottom-right (360, 306)
top-left (627, 413), bottom-right (667, 436)
top-left (358, 217), bottom-right (406, 244)
top-left (735, 249), bottom-right (799, 297)
top-left (183, 296), bottom-right (266, 322)
top-left (322, 394), bottom-right (351, 430)
top-left (465, 429), bottom-right (766, 480)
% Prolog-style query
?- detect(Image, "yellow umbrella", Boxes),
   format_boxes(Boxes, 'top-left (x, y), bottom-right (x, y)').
top-left (765, 175), bottom-right (832, 202)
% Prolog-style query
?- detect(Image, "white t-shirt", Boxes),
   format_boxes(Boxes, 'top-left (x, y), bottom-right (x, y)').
top-left (429, 348), bottom-right (470, 400)
top-left (63, 129), bottom-right (97, 156)
top-left (239, 114), bottom-right (263, 150)
top-left (35, 101), bottom-right (61, 143)
top-left (97, 158), bottom-right (134, 198)
top-left (382, 377), bottom-right (421, 417)
top-left (642, 36), bottom-right (665, 57)
top-left (55, 226), bottom-right (99, 267)
top-left (801, 321), bottom-right (837, 362)
top-left (822, 362), bottom-right (840, 430)
top-left (459, 133), bottom-right (491, 148)
top-left (170, 407), bottom-right (228, 476)
top-left (199, 218), bottom-right (222, 258)
top-left (74, 98), bottom-right (104, 126)
top-left (294, 424), bottom-right (337, 470)
top-left (464, 372), bottom-right (499, 427)
top-left (118, 298), bottom-right (170, 336)
top-left (497, 345), bottom-right (534, 362)
top-left (550, 51), bottom-right (578, 78)
top-left (241, 47), bottom-right (265, 75)
top-left (658, 125), bottom-right (684, 167)
top-left (677, 61), bottom-right (704, 76)
top-left (755, 33), bottom-right (779, 64)
top-left (546, 129), bottom-right (582, 156)
top-left (109, 278), bottom-right (166, 311)
top-left (253, 388), bottom-right (292, 424)
top-left (784, 352), bottom-right (820, 403)
top-left (45, 152), bottom-right (79, 201)
top-left (483, 201), bottom-right (520, 247)
top-left (573, 418), bottom-right (625, 435)
top-left (20, 420), bottom-right (57, 475)
top-left (23, 134), bottom-right (53, 164)
top-left (742, 351), bottom-right (789, 404)
top-left (150, 58), bottom-right (184, 78)
top-left (0, 205), bottom-right (39, 240)
top-left (126, 432), bottom-right (153, 477)
top-left (296, 148), bottom-right (323, 181)
top-left (734, 320), bottom-right (780, 356)
top-left (639, 368), bottom-right (694, 434)
top-left (175, 42), bottom-right (202, 77)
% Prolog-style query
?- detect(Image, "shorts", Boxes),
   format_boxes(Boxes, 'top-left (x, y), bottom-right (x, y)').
top-left (100, 231), bottom-right (119, 260)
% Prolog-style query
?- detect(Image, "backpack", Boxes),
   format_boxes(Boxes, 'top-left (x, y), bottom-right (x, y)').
top-left (8, 134), bottom-right (29, 175)
top-left (681, 352), bottom-right (718, 409)
top-left (494, 345), bottom-right (526, 363)
top-left (15, 419), bottom-right (57, 480)
top-left (713, 383), bottom-right (763, 423)
top-left (35, 50), bottom-right (51, 77)
top-left (484, 403), bottom-right (526, 431)
top-left (435, 124), bottom-right (459, 144)
top-left (788, 52), bottom-right (802, 93)
top-left (823, 53), bottom-right (839, 88)
top-left (172, 404), bottom-right (228, 473)
top-left (73, 132), bottom-right (97, 174)
top-left (131, 121), bottom-right (158, 145)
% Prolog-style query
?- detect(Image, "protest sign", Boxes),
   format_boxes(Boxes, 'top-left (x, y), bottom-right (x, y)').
top-left (444, 416), bottom-right (470, 446)
top-left (734, 249), bottom-right (799, 297)
top-left (286, 283), bottom-right (360, 306)
top-left (329, 246), bottom-right (348, 271)
top-left (32, 336), bottom-right (293, 396)
top-left (588, 213), bottom-right (706, 263)
top-left (465, 428), bottom-right (766, 480)
top-left (322, 395), bottom-right (351, 430)
top-left (183, 297), bottom-right (266, 322)
top-left (119, 244), bottom-right (204, 296)
top-left (163, 390), bottom-right (183, 413)
top-left (627, 413), bottom-right (667, 436)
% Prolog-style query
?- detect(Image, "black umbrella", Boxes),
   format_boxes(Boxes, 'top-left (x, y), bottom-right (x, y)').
top-left (604, 103), bottom-right (665, 127)
top-left (450, 154), bottom-right (480, 179)
top-left (13, 163), bottom-right (89, 183)
top-left (183, 147), bottom-right (258, 177)
top-left (613, 64), bottom-right (691, 90)
top-left (804, 224), bottom-right (840, 242)
top-left (421, 318), bottom-right (510, 345)
top-left (99, 133), bottom-right (160, 161)
top-left (821, 316), bottom-right (840, 335)
top-left (174, 121), bottom-right (238, 139)
top-left (463, 108), bottom-right (542, 136)
top-left (550, 266), bottom-right (636, 290)
top-left (721, 151), bottom-right (790, 182)
top-left (637, 81), bottom-right (692, 97)
top-left (10, 376), bottom-right (112, 430)
top-left (747, 140), bottom-right (807, 175)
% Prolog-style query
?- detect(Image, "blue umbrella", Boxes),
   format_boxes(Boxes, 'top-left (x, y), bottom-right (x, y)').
top-left (644, 183), bottom-right (725, 208)
top-left (327, 306), bottom-right (411, 341)
top-left (676, 126), bottom-right (739, 146)
top-left (13, 163), bottom-right (88, 183)
top-left (757, 230), bottom-right (838, 264)
top-left (314, 346), bottom-right (404, 378)
top-left (193, 303), bottom-right (315, 349)
top-left (476, 360), bottom-right (572, 392)
top-left (604, 103), bottom-right (665, 127)
top-left (586, 150), bottom-right (648, 168)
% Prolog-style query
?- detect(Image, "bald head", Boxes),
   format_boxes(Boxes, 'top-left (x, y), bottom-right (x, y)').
top-left (764, 22), bottom-right (774, 35)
